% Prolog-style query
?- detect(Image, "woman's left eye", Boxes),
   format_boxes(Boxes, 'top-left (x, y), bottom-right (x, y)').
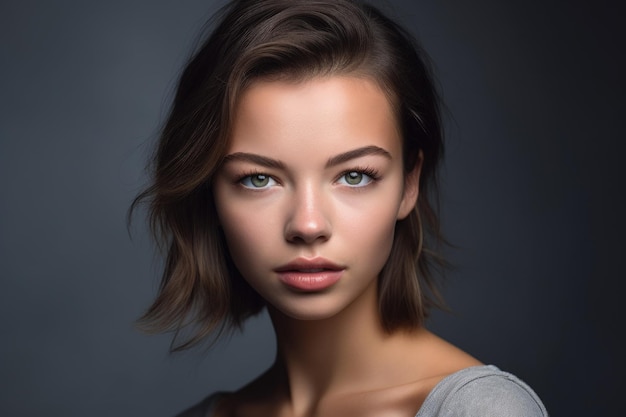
top-left (240, 173), bottom-right (277, 189)
top-left (337, 171), bottom-right (375, 187)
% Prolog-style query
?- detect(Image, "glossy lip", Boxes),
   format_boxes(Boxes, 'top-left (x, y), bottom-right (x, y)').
top-left (274, 257), bottom-right (345, 292)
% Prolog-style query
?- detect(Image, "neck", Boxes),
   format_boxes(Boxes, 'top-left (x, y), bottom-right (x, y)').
top-left (266, 280), bottom-right (427, 413)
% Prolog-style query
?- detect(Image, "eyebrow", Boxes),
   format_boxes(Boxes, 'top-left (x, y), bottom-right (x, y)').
top-left (221, 153), bottom-right (286, 169)
top-left (325, 145), bottom-right (391, 168)
top-left (221, 145), bottom-right (391, 169)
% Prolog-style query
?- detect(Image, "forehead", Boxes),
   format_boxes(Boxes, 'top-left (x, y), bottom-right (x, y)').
top-left (228, 76), bottom-right (402, 158)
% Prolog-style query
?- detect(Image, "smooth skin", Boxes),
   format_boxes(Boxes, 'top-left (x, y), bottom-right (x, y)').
top-left (212, 76), bottom-right (481, 417)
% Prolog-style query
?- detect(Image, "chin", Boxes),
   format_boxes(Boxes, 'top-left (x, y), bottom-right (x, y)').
top-left (268, 298), bottom-right (349, 322)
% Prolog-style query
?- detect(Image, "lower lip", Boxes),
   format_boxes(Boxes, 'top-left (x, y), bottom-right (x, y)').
top-left (277, 270), bottom-right (343, 291)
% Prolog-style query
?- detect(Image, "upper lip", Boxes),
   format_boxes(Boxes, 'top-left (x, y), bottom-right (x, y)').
top-left (274, 257), bottom-right (345, 272)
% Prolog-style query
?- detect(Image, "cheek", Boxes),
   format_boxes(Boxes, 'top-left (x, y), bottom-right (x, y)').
top-left (339, 198), bottom-right (400, 268)
top-left (216, 206), bottom-right (264, 271)
top-left (213, 188), bottom-right (284, 284)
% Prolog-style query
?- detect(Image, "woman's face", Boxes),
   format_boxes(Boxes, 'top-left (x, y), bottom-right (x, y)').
top-left (213, 76), bottom-right (420, 321)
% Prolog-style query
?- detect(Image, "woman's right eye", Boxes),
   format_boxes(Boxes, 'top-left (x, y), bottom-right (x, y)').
top-left (239, 173), bottom-right (277, 189)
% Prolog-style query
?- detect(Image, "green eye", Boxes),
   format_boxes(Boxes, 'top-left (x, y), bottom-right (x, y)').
top-left (338, 170), bottom-right (374, 187)
top-left (240, 173), bottom-right (276, 189)
top-left (344, 171), bottom-right (363, 185)
top-left (251, 174), bottom-right (269, 187)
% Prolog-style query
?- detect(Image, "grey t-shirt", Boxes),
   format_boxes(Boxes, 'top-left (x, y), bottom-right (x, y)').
top-left (176, 365), bottom-right (548, 417)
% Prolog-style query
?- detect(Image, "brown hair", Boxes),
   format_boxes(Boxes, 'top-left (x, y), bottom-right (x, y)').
top-left (131, 0), bottom-right (447, 351)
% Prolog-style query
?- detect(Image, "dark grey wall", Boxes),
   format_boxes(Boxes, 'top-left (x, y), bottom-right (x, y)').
top-left (1, 1), bottom-right (622, 416)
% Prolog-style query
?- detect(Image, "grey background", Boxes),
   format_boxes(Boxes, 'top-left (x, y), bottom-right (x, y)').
top-left (1, 0), bottom-right (623, 416)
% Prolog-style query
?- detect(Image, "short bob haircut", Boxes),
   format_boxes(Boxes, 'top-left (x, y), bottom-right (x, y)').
top-left (132, 0), bottom-right (447, 351)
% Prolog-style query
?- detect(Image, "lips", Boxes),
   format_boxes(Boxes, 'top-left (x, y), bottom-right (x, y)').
top-left (274, 258), bottom-right (345, 291)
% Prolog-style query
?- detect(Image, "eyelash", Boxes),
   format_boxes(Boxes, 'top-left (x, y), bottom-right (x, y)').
top-left (234, 167), bottom-right (381, 188)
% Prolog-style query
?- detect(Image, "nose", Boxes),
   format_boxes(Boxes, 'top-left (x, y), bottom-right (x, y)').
top-left (284, 183), bottom-right (331, 244)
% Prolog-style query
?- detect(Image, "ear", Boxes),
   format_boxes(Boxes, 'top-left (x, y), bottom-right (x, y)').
top-left (397, 150), bottom-right (423, 220)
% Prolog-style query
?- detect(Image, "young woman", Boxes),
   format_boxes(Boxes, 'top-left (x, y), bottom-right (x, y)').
top-left (134, 1), bottom-right (549, 416)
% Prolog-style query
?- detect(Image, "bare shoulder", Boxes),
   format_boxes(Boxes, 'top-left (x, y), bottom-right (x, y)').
top-left (310, 330), bottom-right (485, 417)
top-left (405, 329), bottom-right (484, 379)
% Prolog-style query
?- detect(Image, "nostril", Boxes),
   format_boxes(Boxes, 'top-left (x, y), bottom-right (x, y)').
top-left (284, 218), bottom-right (331, 244)
top-left (285, 228), bottom-right (331, 245)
